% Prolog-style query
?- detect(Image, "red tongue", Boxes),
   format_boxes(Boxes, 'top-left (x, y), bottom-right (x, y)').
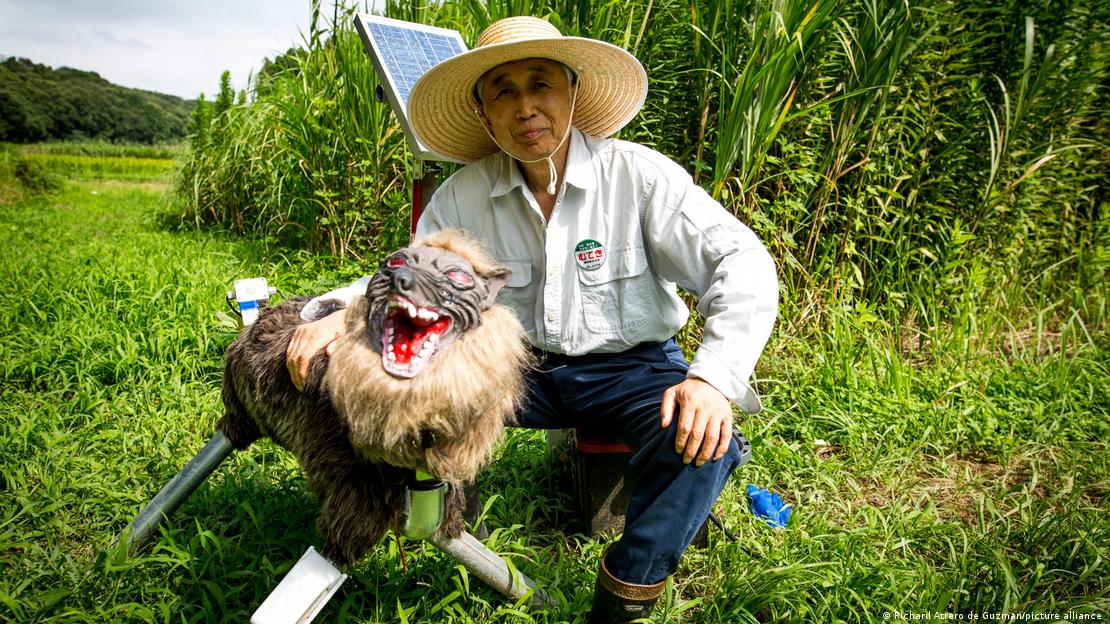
top-left (389, 316), bottom-right (450, 365)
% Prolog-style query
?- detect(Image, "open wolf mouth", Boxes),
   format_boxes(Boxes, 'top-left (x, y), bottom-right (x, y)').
top-left (381, 294), bottom-right (451, 378)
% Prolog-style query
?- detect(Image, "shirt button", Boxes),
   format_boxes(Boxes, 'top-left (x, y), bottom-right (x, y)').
top-left (546, 312), bottom-right (556, 322)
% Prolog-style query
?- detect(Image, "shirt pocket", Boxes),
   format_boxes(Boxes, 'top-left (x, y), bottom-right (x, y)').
top-left (498, 259), bottom-right (536, 333)
top-left (577, 244), bottom-right (652, 336)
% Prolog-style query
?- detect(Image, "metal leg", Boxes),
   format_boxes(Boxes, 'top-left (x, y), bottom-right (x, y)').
top-left (400, 472), bottom-right (557, 608)
top-left (430, 531), bottom-right (557, 609)
top-left (130, 434), bottom-right (558, 613)
top-left (249, 528), bottom-right (554, 624)
top-left (121, 431), bottom-right (235, 554)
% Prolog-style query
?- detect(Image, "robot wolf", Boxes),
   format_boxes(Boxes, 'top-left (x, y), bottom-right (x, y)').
top-left (218, 230), bottom-right (531, 566)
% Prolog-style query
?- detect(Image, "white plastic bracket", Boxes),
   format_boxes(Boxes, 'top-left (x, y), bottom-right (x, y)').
top-left (250, 547), bottom-right (347, 624)
top-left (227, 277), bottom-right (278, 327)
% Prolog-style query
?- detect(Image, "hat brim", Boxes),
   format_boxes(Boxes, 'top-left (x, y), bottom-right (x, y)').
top-left (408, 37), bottom-right (647, 164)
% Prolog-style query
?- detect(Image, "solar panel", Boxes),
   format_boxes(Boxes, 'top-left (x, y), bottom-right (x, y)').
top-left (354, 14), bottom-right (467, 161)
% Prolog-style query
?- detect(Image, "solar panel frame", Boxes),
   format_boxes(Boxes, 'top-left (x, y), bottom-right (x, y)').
top-left (354, 14), bottom-right (467, 162)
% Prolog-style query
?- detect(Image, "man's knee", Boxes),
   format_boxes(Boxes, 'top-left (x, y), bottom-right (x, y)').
top-left (691, 436), bottom-right (741, 485)
top-left (722, 436), bottom-right (742, 469)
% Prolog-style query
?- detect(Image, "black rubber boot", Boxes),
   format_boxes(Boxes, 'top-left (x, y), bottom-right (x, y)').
top-left (587, 550), bottom-right (665, 623)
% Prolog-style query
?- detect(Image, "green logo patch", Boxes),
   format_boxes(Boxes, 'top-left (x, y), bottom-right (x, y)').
top-left (574, 239), bottom-right (606, 271)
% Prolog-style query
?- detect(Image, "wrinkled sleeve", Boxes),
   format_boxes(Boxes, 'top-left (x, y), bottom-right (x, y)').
top-left (299, 275), bottom-right (372, 321)
top-left (415, 181), bottom-right (462, 237)
top-left (642, 160), bottom-right (779, 412)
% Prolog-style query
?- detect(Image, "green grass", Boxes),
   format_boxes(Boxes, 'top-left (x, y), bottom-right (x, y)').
top-left (17, 153), bottom-right (177, 182)
top-left (1, 169), bottom-right (1107, 622)
top-left (18, 141), bottom-right (185, 160)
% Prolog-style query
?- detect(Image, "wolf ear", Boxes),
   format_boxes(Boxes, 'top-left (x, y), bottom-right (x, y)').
top-left (480, 266), bottom-right (512, 309)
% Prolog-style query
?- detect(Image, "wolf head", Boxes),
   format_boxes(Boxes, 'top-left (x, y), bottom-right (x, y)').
top-left (365, 241), bottom-right (510, 378)
top-left (325, 230), bottom-right (529, 482)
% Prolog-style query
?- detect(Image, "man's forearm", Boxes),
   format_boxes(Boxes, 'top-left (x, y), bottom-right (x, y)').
top-left (299, 275), bottom-right (372, 321)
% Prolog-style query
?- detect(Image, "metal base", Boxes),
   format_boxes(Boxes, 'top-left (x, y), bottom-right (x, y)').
top-left (122, 434), bottom-right (557, 621)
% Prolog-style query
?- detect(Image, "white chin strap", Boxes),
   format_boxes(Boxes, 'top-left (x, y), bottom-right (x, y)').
top-left (477, 85), bottom-right (579, 196)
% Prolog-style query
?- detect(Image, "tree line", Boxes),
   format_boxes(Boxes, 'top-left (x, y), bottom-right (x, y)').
top-left (0, 57), bottom-right (194, 144)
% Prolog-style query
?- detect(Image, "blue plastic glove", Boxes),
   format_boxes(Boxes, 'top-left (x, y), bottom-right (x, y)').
top-left (747, 484), bottom-right (792, 528)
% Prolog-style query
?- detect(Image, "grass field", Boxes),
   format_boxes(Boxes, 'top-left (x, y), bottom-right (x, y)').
top-left (1, 163), bottom-right (1107, 622)
top-left (17, 142), bottom-right (184, 160)
top-left (17, 153), bottom-right (177, 182)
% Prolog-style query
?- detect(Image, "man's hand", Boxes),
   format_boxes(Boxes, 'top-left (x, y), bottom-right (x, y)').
top-left (661, 378), bottom-right (733, 467)
top-left (286, 308), bottom-right (348, 391)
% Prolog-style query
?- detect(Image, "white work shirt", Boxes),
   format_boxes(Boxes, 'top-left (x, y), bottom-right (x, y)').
top-left (307, 129), bottom-right (777, 412)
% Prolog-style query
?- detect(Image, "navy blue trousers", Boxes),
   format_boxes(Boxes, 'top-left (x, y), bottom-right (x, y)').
top-left (515, 339), bottom-right (741, 584)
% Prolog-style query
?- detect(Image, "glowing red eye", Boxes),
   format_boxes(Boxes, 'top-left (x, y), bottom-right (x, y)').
top-left (445, 270), bottom-right (474, 286)
top-left (386, 256), bottom-right (407, 268)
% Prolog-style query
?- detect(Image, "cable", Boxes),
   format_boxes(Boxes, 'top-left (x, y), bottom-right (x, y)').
top-left (708, 511), bottom-right (762, 560)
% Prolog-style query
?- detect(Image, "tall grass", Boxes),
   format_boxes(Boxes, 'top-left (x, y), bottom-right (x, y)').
top-left (177, 9), bottom-right (409, 258)
top-left (703, 0), bottom-right (1110, 334)
top-left (177, 0), bottom-right (1107, 342)
top-left (266, 4), bottom-right (410, 257)
top-left (0, 144), bottom-right (62, 200)
top-left (709, 0), bottom-right (840, 202)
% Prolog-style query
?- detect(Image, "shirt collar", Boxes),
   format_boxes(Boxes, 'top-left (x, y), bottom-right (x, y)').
top-left (488, 127), bottom-right (595, 198)
top-left (563, 128), bottom-right (595, 192)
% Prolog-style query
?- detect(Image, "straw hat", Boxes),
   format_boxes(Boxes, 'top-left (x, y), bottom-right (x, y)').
top-left (407, 16), bottom-right (648, 164)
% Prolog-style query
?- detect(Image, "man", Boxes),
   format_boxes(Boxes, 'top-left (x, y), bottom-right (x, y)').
top-left (287, 16), bottom-right (778, 622)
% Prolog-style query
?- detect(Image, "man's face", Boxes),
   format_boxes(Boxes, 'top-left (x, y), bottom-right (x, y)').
top-left (476, 58), bottom-right (575, 161)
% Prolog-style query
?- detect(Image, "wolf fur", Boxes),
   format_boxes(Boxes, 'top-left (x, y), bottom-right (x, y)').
top-left (218, 230), bottom-right (531, 567)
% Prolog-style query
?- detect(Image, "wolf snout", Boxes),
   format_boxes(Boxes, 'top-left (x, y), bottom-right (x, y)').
top-left (391, 266), bottom-right (416, 293)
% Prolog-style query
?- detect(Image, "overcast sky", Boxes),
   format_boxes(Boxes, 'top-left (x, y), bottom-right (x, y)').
top-left (0, 1), bottom-right (379, 99)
